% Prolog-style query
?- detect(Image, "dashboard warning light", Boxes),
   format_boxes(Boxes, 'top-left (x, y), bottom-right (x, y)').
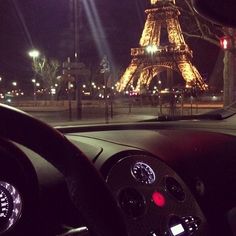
top-left (152, 191), bottom-right (166, 207)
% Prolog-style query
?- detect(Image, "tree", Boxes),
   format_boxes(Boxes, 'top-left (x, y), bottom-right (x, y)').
top-left (176, 0), bottom-right (236, 106)
top-left (177, 0), bottom-right (222, 46)
top-left (32, 57), bottom-right (60, 99)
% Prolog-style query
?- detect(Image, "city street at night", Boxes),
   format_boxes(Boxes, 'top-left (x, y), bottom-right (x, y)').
top-left (1, 0), bottom-right (236, 236)
top-left (21, 99), bottom-right (222, 125)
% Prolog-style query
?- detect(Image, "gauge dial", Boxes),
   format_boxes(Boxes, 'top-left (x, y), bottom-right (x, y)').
top-left (0, 189), bottom-right (10, 219)
top-left (0, 182), bottom-right (22, 233)
top-left (131, 162), bottom-right (156, 185)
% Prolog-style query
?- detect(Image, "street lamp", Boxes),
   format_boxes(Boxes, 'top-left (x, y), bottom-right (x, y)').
top-left (28, 49), bottom-right (40, 59)
top-left (50, 87), bottom-right (56, 100)
top-left (29, 49), bottom-right (40, 101)
top-left (12, 82), bottom-right (17, 87)
top-left (31, 79), bottom-right (37, 101)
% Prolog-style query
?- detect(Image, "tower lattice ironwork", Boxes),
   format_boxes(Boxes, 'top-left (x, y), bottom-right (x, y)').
top-left (117, 0), bottom-right (208, 93)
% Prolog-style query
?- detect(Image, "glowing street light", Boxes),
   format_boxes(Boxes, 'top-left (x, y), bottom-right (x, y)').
top-left (28, 49), bottom-right (40, 59)
top-left (69, 83), bottom-right (74, 89)
top-left (51, 87), bottom-right (56, 95)
top-left (12, 82), bottom-right (17, 87)
top-left (29, 50), bottom-right (40, 101)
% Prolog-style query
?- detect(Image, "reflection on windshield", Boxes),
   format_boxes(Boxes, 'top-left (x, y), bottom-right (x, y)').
top-left (0, 0), bottom-right (229, 125)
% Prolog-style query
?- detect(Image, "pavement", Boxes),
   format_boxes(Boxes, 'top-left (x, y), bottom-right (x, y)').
top-left (25, 105), bottom-right (217, 126)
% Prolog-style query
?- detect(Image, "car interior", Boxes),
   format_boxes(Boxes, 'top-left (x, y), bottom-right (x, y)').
top-left (1, 0), bottom-right (236, 236)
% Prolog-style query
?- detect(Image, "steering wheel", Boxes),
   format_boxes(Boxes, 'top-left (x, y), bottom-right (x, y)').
top-left (0, 104), bottom-right (128, 236)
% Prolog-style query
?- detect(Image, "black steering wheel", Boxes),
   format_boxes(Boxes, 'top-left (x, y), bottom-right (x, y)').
top-left (0, 104), bottom-right (128, 236)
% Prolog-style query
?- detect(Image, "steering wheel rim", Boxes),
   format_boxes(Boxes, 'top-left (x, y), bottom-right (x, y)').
top-left (0, 104), bottom-right (128, 236)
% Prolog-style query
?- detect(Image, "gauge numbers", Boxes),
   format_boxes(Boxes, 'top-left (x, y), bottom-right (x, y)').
top-left (131, 162), bottom-right (156, 185)
top-left (0, 182), bottom-right (22, 233)
top-left (0, 190), bottom-right (9, 218)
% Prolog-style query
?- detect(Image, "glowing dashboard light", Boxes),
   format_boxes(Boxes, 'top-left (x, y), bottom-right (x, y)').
top-left (170, 223), bottom-right (185, 236)
top-left (152, 191), bottom-right (166, 207)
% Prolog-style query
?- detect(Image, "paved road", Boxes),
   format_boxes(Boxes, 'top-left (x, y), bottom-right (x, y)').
top-left (27, 105), bottom-right (216, 126)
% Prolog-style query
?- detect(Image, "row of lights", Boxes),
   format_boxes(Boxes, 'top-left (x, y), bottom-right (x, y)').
top-left (81, 82), bottom-right (115, 91)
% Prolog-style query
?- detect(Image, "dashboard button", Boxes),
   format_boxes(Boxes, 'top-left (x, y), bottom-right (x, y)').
top-left (118, 188), bottom-right (146, 218)
top-left (148, 230), bottom-right (160, 236)
top-left (168, 215), bottom-right (201, 236)
top-left (165, 177), bottom-right (185, 201)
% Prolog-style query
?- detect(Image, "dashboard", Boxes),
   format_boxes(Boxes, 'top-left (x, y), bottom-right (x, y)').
top-left (103, 154), bottom-right (205, 236)
top-left (1, 120), bottom-right (236, 236)
top-left (65, 124), bottom-right (236, 236)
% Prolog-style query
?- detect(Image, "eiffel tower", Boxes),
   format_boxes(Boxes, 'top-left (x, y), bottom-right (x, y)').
top-left (117, 0), bottom-right (208, 93)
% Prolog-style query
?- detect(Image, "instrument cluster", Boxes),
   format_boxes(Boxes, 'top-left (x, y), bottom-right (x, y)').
top-left (0, 181), bottom-right (22, 234)
top-left (105, 153), bottom-right (207, 236)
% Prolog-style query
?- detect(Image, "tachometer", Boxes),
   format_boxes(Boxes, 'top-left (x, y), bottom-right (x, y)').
top-left (131, 162), bottom-right (156, 185)
top-left (0, 181), bottom-right (22, 233)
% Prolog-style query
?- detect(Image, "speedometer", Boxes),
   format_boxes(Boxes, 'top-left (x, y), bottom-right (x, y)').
top-left (0, 182), bottom-right (22, 233)
top-left (0, 190), bottom-right (10, 217)
top-left (0, 188), bottom-right (11, 226)
top-left (131, 162), bottom-right (156, 185)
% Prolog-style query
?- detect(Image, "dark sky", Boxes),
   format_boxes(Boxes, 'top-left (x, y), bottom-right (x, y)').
top-left (0, 0), bottom-right (219, 87)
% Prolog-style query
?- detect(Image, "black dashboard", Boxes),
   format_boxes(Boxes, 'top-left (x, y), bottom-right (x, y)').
top-left (1, 120), bottom-right (236, 236)
top-left (65, 124), bottom-right (236, 236)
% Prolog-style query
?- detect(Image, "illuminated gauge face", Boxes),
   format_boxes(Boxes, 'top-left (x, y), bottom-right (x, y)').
top-left (0, 182), bottom-right (22, 233)
top-left (131, 162), bottom-right (156, 185)
top-left (0, 190), bottom-right (10, 219)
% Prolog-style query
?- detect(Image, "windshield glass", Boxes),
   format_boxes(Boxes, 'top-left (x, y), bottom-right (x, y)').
top-left (0, 0), bottom-right (229, 126)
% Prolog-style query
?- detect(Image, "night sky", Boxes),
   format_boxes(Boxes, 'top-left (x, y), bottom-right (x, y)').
top-left (0, 0), bottom-right (219, 88)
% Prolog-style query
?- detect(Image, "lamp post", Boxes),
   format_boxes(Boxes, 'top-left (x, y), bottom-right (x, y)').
top-left (28, 49), bottom-right (40, 101)
top-left (31, 79), bottom-right (36, 101)
top-left (219, 30), bottom-right (236, 106)
top-left (74, 0), bottom-right (82, 120)
top-left (100, 55), bottom-right (111, 123)
top-left (12, 82), bottom-right (17, 100)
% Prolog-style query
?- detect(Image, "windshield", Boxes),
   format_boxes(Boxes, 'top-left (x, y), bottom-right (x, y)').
top-left (0, 0), bottom-right (229, 126)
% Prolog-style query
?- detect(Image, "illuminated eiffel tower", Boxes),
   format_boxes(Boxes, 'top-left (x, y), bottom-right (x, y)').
top-left (117, 0), bottom-right (208, 93)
